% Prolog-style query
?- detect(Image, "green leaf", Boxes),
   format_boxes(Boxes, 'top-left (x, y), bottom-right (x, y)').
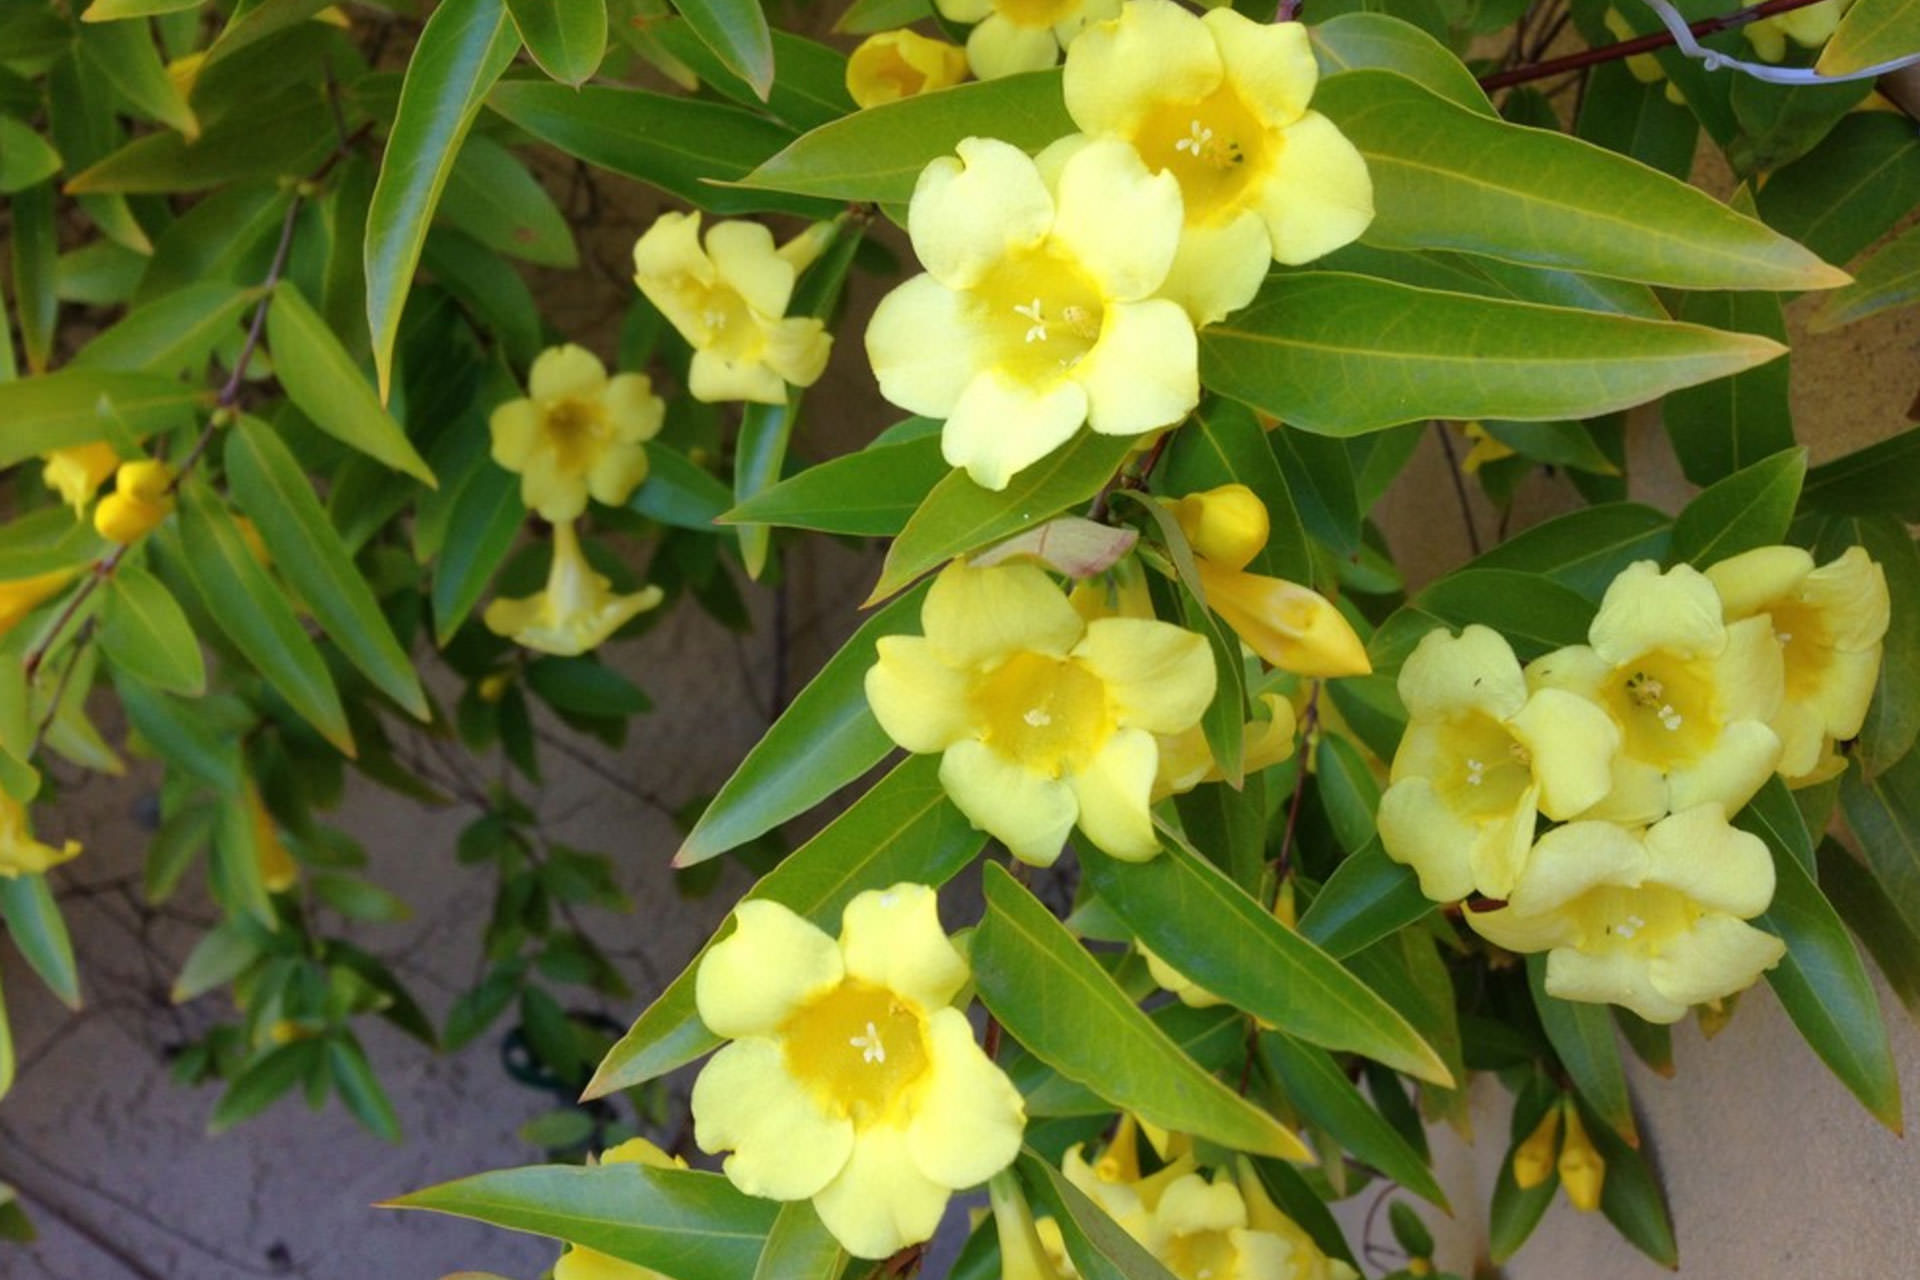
top-left (723, 432), bottom-right (948, 536)
top-left (1482, 420), bottom-right (1621, 476)
top-left (100, 562), bottom-right (206, 696)
top-left (1662, 289), bottom-right (1792, 486)
top-left (115, 675), bottom-right (242, 791)
top-left (1468, 502), bottom-right (1671, 600)
top-left (1010, 1004), bottom-right (1243, 1117)
top-left (1084, 831), bottom-right (1451, 1085)
top-left (210, 1040), bottom-right (326, 1134)
top-left (366, 0), bottom-right (520, 400)
top-left (1736, 780), bottom-right (1903, 1129)
top-left (1525, 954), bottom-right (1637, 1145)
top-left (0, 874), bottom-right (80, 1008)
top-left (1813, 221), bottom-right (1920, 331)
top-left (1801, 431), bottom-right (1920, 528)
top-left (673, 0), bottom-right (774, 98)
top-left (1249, 1157), bottom-right (1361, 1270)
top-left (270, 283), bottom-right (436, 483)
top-left (76, 15), bottom-right (197, 138)
top-left (440, 132), bottom-right (579, 267)
top-left (66, 82), bottom-right (333, 194)
top-left (9, 182), bottom-right (55, 374)
top-left (1840, 746), bottom-right (1920, 946)
top-left (431, 454), bottom-right (525, 645)
top-left (1579, 1093), bottom-right (1678, 1267)
top-left (1200, 273), bottom-right (1785, 437)
top-left (0, 975), bottom-right (11, 1102)
top-left (1270, 423), bottom-right (1360, 557)
top-left (1487, 1075), bottom-right (1560, 1263)
top-left (177, 486), bottom-right (354, 756)
top-left (329, 1032), bottom-right (403, 1142)
top-left (649, 21), bottom-right (853, 131)
top-left (505, 0), bottom-right (607, 85)
top-left (1412, 569), bottom-right (1596, 660)
top-left (674, 580), bottom-right (927, 867)
top-left (1017, 1152), bottom-right (1179, 1280)
top-left (1309, 14), bottom-right (1492, 115)
top-left (526, 657), bottom-right (650, 718)
top-left (872, 430), bottom-right (1138, 602)
top-left (200, 0), bottom-right (337, 70)
top-left (834, 0), bottom-right (932, 33)
top-left (82, 0), bottom-right (206, 17)
top-left (630, 442), bottom-right (734, 531)
top-left (751, 1201), bottom-right (843, 1280)
top-left (1756, 114), bottom-right (1920, 269)
top-left (0, 369), bottom-right (199, 466)
top-left (74, 281), bottom-right (260, 375)
top-left (226, 417), bottom-right (430, 719)
top-left (0, 116), bottom-right (61, 194)
top-left (1575, 60), bottom-right (1697, 181)
top-left (420, 227), bottom-right (543, 370)
top-left (1314, 734), bottom-right (1379, 855)
top-left (1297, 840), bottom-right (1433, 959)
top-left (1313, 70), bottom-right (1845, 291)
top-left (1818, 0), bottom-right (1920, 76)
top-left (386, 1163), bottom-right (775, 1280)
top-left (587, 755), bottom-right (984, 1096)
top-left (1823, 840), bottom-right (1920, 1016)
top-left (172, 919), bottom-right (265, 1003)
top-left (735, 70), bottom-right (1073, 204)
top-left (1670, 446), bottom-right (1807, 568)
top-left (1160, 398), bottom-right (1312, 585)
top-left (973, 863), bottom-right (1311, 1160)
top-left (487, 80), bottom-right (831, 218)
top-left (1257, 1032), bottom-right (1448, 1209)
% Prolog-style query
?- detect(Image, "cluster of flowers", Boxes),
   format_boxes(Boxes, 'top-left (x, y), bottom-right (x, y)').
top-left (1378, 548), bottom-right (1890, 1024)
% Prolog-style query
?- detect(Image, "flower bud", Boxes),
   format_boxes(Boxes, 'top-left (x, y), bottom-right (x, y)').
top-left (846, 30), bottom-right (969, 108)
top-left (1556, 1099), bottom-right (1606, 1212)
top-left (1511, 1102), bottom-right (1561, 1191)
top-left (93, 459), bottom-right (176, 545)
top-left (1168, 483), bottom-right (1269, 572)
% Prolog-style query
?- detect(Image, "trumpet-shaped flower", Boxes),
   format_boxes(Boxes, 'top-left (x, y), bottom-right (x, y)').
top-left (632, 212), bottom-right (832, 404)
top-left (490, 344), bottom-right (664, 523)
top-left (1062, 0), bottom-right (1373, 324)
top-left (1169, 484), bottom-right (1370, 678)
top-left (1556, 1100), bottom-right (1605, 1213)
top-left (846, 30), bottom-right (969, 108)
top-left (1153, 691), bottom-right (1296, 801)
top-left (1527, 561), bottom-right (1784, 825)
top-left (933, 0), bottom-right (1121, 80)
top-left (1464, 805), bottom-right (1787, 1024)
top-left (691, 885), bottom-right (1024, 1259)
top-left (1378, 625), bottom-right (1620, 903)
top-left (42, 442), bottom-right (120, 513)
top-left (94, 459), bottom-right (174, 545)
top-left (865, 560), bottom-right (1215, 866)
top-left (1706, 544), bottom-right (1889, 784)
top-left (553, 1139), bottom-right (686, 1280)
top-left (0, 790), bottom-right (79, 878)
top-left (483, 521), bottom-right (662, 657)
top-left (1511, 1103), bottom-right (1561, 1191)
top-left (0, 568), bottom-right (76, 640)
top-left (866, 136), bottom-right (1197, 491)
top-left (1744, 0), bottom-right (1850, 61)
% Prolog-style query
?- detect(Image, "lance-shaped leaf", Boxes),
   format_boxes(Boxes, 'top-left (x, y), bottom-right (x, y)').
top-left (734, 70), bottom-right (1073, 203)
top-left (1017, 1152), bottom-right (1178, 1280)
top-left (0, 875), bottom-right (80, 1009)
top-left (972, 863), bottom-right (1312, 1160)
top-left (587, 756), bottom-right (983, 1096)
top-left (1812, 221), bottom-right (1920, 331)
top-left (1296, 840), bottom-right (1433, 959)
top-left (1817, 0), bottom-right (1920, 76)
top-left (673, 0), bottom-right (774, 98)
top-left (73, 282), bottom-right (260, 375)
top-left (751, 1201), bottom-right (842, 1280)
top-left (1082, 833), bottom-right (1451, 1085)
top-left (1755, 114), bottom-right (1920, 269)
top-left (630, 442), bottom-right (734, 532)
top-left (649, 20), bottom-right (854, 131)
top-left (1411, 568), bottom-right (1596, 660)
top-left (0, 117), bottom-right (61, 195)
top-left (1314, 70), bottom-right (1845, 291)
top-left (1662, 289), bottom-right (1792, 487)
top-left (1468, 502), bottom-right (1671, 600)
top-left (1310, 13), bottom-right (1493, 116)
top-left (1670, 446), bottom-right (1806, 568)
top-left (440, 133), bottom-right (578, 267)
top-left (226, 417), bottom-right (430, 720)
top-left (504, 0), bottom-right (606, 86)
top-left (723, 432), bottom-right (948, 536)
top-left (9, 181), bottom-right (54, 373)
top-left (1008, 1004), bottom-right (1243, 1117)
top-left (176, 486), bottom-right (354, 757)
top-left (1840, 746), bottom-right (1920, 952)
top-left (100, 563), bottom-right (205, 696)
top-left (385, 1163), bottom-right (776, 1280)
top-left (0, 371), bottom-right (199, 467)
top-left (270, 282), bottom-right (435, 483)
top-left (76, 16), bottom-right (196, 138)
top-left (366, 0), bottom-right (520, 400)
top-left (431, 454), bottom-right (524, 645)
top-left (1525, 954), bottom-right (1637, 1145)
top-left (1200, 273), bottom-right (1785, 437)
top-left (1257, 1032), bottom-right (1447, 1209)
top-left (1580, 1093), bottom-right (1677, 1267)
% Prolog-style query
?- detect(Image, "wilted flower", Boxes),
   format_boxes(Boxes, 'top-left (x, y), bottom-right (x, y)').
top-left (0, 790), bottom-right (79, 878)
top-left (846, 30), bottom-right (968, 108)
top-left (94, 459), bottom-right (175, 545)
top-left (1062, 0), bottom-right (1372, 324)
top-left (553, 1139), bottom-right (687, 1280)
top-left (691, 885), bottom-right (1024, 1259)
top-left (632, 212), bottom-right (832, 404)
top-left (932, 0), bottom-right (1121, 80)
top-left (483, 521), bottom-right (662, 656)
top-left (865, 560), bottom-right (1214, 866)
top-left (42, 442), bottom-right (120, 513)
top-left (489, 344), bottom-right (664, 523)
top-left (866, 136), bottom-right (1196, 491)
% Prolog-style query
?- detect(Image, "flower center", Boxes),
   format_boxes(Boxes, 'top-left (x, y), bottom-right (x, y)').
top-left (994, 0), bottom-right (1081, 28)
top-left (974, 650), bottom-right (1112, 776)
top-left (542, 397), bottom-right (609, 473)
top-left (1608, 654), bottom-right (1719, 768)
top-left (1768, 601), bottom-right (1831, 702)
top-left (1160, 1227), bottom-right (1240, 1280)
top-left (671, 276), bottom-right (759, 361)
top-left (1570, 884), bottom-right (1701, 957)
top-left (780, 979), bottom-right (931, 1126)
top-left (1437, 713), bottom-right (1533, 818)
top-left (972, 247), bottom-right (1105, 386)
top-left (1131, 86), bottom-right (1271, 225)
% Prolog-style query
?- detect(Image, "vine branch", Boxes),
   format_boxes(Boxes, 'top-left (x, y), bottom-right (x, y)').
top-left (1480, 0), bottom-right (1835, 90)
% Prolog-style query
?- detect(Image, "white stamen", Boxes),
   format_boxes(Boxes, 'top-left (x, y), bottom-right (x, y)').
top-left (1174, 120), bottom-right (1214, 156)
top-left (1614, 912), bottom-right (1648, 940)
top-left (1465, 758), bottom-right (1486, 786)
top-left (1658, 704), bottom-right (1683, 732)
top-left (1776, 631), bottom-right (1792, 645)
top-left (1013, 298), bottom-right (1048, 343)
top-left (1023, 708), bottom-right (1052, 728)
top-left (850, 1021), bottom-right (886, 1064)
top-left (702, 309), bottom-right (727, 331)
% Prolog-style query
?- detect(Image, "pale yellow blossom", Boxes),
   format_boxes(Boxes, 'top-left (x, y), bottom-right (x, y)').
top-left (483, 520), bottom-right (662, 656)
top-left (490, 344), bottom-right (663, 523)
top-left (846, 30), bottom-right (969, 108)
top-left (933, 0), bottom-right (1122, 80)
top-left (0, 790), bottom-right (79, 879)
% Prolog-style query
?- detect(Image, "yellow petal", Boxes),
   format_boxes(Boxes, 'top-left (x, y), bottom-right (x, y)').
top-left (1642, 804), bottom-right (1775, 919)
top-left (1156, 209), bottom-right (1273, 327)
top-left (1075, 617), bottom-right (1215, 734)
top-left (602, 373), bottom-right (665, 442)
top-left (1802, 546), bottom-right (1891, 651)
top-left (1142, 942), bottom-right (1225, 1007)
top-left (846, 30), bottom-right (970, 109)
top-left (866, 635), bottom-right (975, 753)
top-left (942, 370), bottom-right (1090, 491)
top-left (1072, 299), bottom-right (1198, 437)
top-left (1167, 484), bottom-right (1269, 572)
top-left (692, 1037), bottom-right (855, 1199)
top-left (965, 13), bottom-right (1061, 79)
top-left (1378, 777), bottom-right (1491, 903)
top-left (1507, 688), bottom-right (1621, 820)
top-left (696, 899), bottom-right (845, 1038)
top-left (1666, 718), bottom-right (1781, 816)
top-left (909, 138), bottom-right (1054, 290)
top-left (688, 347), bottom-right (787, 405)
top-left (704, 220), bottom-right (794, 318)
top-left (1544, 945), bottom-right (1686, 1024)
top-left (1205, 10), bottom-right (1317, 128)
top-left (1253, 109), bottom-right (1374, 265)
top-left (760, 315), bottom-right (832, 389)
top-left (1049, 137), bottom-right (1183, 302)
top-left (489, 398), bottom-right (540, 471)
top-left (1648, 914), bottom-right (1786, 1011)
top-left (42, 441), bottom-right (120, 511)
top-left (814, 1125), bottom-right (954, 1259)
top-left (939, 738), bottom-right (1078, 866)
top-left (1397, 624), bottom-right (1527, 722)
top-left (868, 274), bottom-right (988, 418)
top-left (1511, 1105), bottom-right (1562, 1190)
top-left (1556, 1103), bottom-right (1605, 1212)
top-left (600, 1137), bottom-right (684, 1170)
top-left (1200, 561), bottom-right (1370, 677)
top-left (1508, 820), bottom-right (1645, 917)
top-left (935, 0), bottom-right (993, 21)
top-left (1066, 728), bottom-right (1161, 859)
top-left (1063, 0), bottom-right (1222, 136)
top-left (1590, 561), bottom-right (1725, 665)
top-left (923, 560), bottom-right (1086, 668)
top-left (587, 444), bottom-right (650, 509)
top-left (528, 343), bottom-right (608, 401)
top-left (1705, 544), bottom-right (1813, 621)
top-left (905, 1007), bottom-right (1026, 1187)
top-left (838, 884), bottom-right (969, 1012)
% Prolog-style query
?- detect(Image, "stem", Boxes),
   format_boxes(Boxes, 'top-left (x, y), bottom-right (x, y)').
top-left (1271, 683), bottom-right (1320, 880)
top-left (1480, 0), bottom-right (1832, 90)
top-left (1430, 421), bottom-right (1484, 558)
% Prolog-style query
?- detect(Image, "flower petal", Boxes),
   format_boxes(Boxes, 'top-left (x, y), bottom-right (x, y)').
top-left (489, 398), bottom-right (539, 471)
top-left (602, 373), bottom-right (665, 442)
top-left (1643, 804), bottom-right (1776, 918)
top-left (965, 14), bottom-right (1061, 81)
top-left (1667, 717), bottom-right (1781, 816)
top-left (1074, 617), bottom-right (1214, 733)
top-left (941, 369), bottom-right (1089, 491)
top-left (1590, 561), bottom-right (1725, 665)
top-left (1063, 0), bottom-right (1222, 136)
top-left (587, 443), bottom-right (650, 509)
top-left (1068, 728), bottom-right (1161, 859)
top-left (1397, 624), bottom-right (1527, 722)
top-left (1803, 546), bottom-right (1891, 650)
top-left (1649, 915), bottom-right (1786, 1011)
top-left (1715, 613), bottom-right (1787, 723)
top-left (1508, 820), bottom-right (1646, 917)
top-left (696, 900), bottom-right (845, 1038)
top-left (1074, 300), bottom-right (1198, 437)
top-left (761, 316), bottom-right (832, 389)
top-left (838, 884), bottom-right (969, 1011)
top-left (905, 1007), bottom-right (1026, 1187)
top-left (689, 348), bottom-right (787, 405)
top-left (923, 559), bottom-right (1086, 667)
top-left (1205, 9), bottom-right (1317, 128)
top-left (1157, 210), bottom-right (1273, 327)
top-left (529, 343), bottom-right (608, 401)
top-left (704, 219), bottom-right (794, 317)
top-left (693, 1038), bottom-right (855, 1200)
top-left (813, 1125), bottom-right (954, 1260)
top-left (868, 275), bottom-right (987, 417)
top-left (866, 635), bottom-right (976, 753)
top-left (1545, 946), bottom-right (1687, 1024)
top-left (1377, 777), bottom-right (1480, 903)
top-left (939, 738), bottom-right (1078, 867)
top-left (1049, 138), bottom-right (1183, 302)
top-left (1705, 544), bottom-right (1813, 621)
top-left (1508, 687), bottom-right (1621, 820)
top-left (1255, 110), bottom-right (1374, 265)
top-left (909, 137), bottom-right (1053, 289)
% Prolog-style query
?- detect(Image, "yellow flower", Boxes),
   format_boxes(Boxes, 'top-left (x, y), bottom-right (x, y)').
top-left (490, 344), bottom-right (664, 523)
top-left (1062, 0), bottom-right (1373, 324)
top-left (691, 885), bottom-right (1025, 1259)
top-left (1168, 485), bottom-right (1369, 678)
top-left (1744, 0), bottom-right (1850, 61)
top-left (1464, 805), bottom-right (1787, 1024)
top-left (94, 459), bottom-right (175, 545)
top-left (1378, 625), bottom-right (1619, 903)
top-left (865, 136), bottom-right (1196, 491)
top-left (846, 30), bottom-right (969, 108)
top-left (631, 212), bottom-right (832, 404)
top-left (1527, 561), bottom-right (1784, 825)
top-left (1511, 1102), bottom-right (1561, 1191)
top-left (1706, 544), bottom-right (1889, 784)
top-left (0, 790), bottom-right (79, 878)
top-left (1457, 422), bottom-right (1515, 475)
top-left (42, 442), bottom-right (121, 513)
top-left (933, 0), bottom-right (1121, 80)
top-left (1556, 1099), bottom-right (1605, 1213)
top-left (990, 1170), bottom-right (1074, 1280)
top-left (482, 520), bottom-right (663, 657)
top-left (553, 1139), bottom-right (687, 1280)
top-left (245, 783), bottom-right (298, 894)
top-left (1152, 691), bottom-right (1296, 801)
top-left (865, 560), bottom-right (1215, 866)
top-left (0, 568), bottom-right (77, 640)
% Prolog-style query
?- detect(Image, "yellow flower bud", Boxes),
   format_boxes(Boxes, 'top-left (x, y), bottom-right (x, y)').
top-left (0, 789), bottom-right (80, 878)
top-left (0, 568), bottom-right (77, 641)
top-left (1556, 1100), bottom-right (1605, 1212)
top-left (476, 671), bottom-right (513, 704)
top-left (1511, 1102), bottom-right (1561, 1191)
top-left (846, 30), bottom-right (969, 109)
top-left (989, 1171), bottom-right (1070, 1280)
top-left (1168, 483), bottom-right (1269, 572)
top-left (246, 784), bottom-right (298, 894)
top-left (1458, 421), bottom-right (1516, 474)
top-left (94, 460), bottom-right (176, 545)
top-left (42, 442), bottom-right (121, 512)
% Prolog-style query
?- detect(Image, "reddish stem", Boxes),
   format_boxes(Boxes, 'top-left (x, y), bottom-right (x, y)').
top-left (1479, 0), bottom-right (1834, 90)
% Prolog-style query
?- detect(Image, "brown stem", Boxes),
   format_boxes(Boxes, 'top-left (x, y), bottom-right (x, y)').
top-left (1480, 0), bottom-right (1833, 90)
top-left (1271, 684), bottom-right (1320, 880)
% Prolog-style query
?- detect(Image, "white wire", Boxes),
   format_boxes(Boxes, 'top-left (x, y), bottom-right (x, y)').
top-left (1638, 0), bottom-right (1920, 85)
